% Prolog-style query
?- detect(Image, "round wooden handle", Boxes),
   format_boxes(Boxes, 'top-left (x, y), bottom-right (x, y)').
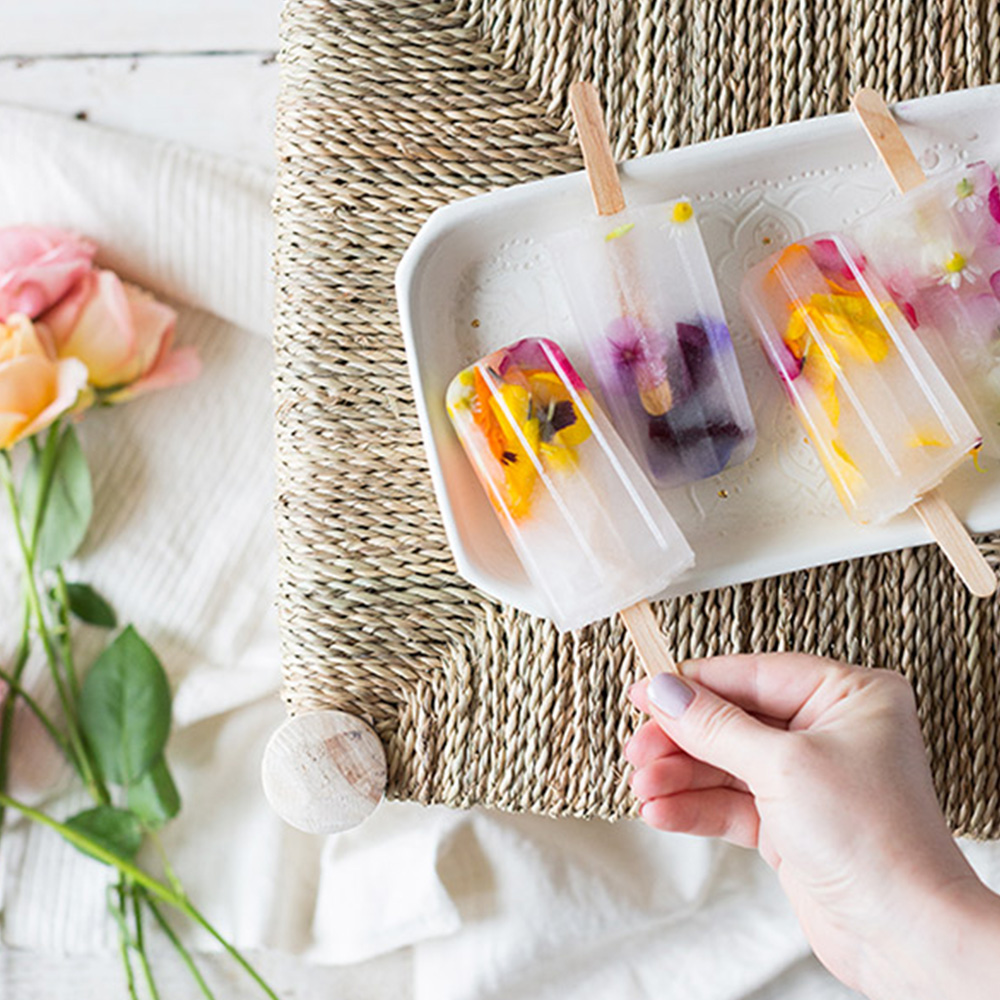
top-left (261, 710), bottom-right (387, 834)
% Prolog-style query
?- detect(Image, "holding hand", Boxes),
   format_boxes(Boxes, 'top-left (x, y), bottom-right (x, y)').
top-left (626, 654), bottom-right (1000, 1000)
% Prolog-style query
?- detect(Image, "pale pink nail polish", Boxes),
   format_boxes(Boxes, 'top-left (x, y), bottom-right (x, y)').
top-left (648, 673), bottom-right (694, 718)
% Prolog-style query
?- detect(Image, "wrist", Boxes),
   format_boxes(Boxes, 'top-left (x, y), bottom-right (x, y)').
top-left (859, 870), bottom-right (1000, 1000)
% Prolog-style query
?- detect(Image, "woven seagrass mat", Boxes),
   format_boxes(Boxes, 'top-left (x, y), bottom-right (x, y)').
top-left (273, 0), bottom-right (1000, 837)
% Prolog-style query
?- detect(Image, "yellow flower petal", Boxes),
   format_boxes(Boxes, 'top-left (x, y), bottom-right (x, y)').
top-left (801, 346), bottom-right (840, 426)
top-left (818, 437), bottom-right (863, 510)
top-left (906, 429), bottom-right (948, 448)
top-left (807, 293), bottom-right (890, 363)
top-left (605, 222), bottom-right (635, 241)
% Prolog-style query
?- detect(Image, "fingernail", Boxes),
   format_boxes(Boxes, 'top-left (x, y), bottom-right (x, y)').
top-left (648, 673), bottom-right (695, 718)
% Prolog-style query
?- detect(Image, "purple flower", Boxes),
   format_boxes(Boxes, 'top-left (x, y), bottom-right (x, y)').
top-left (605, 316), bottom-right (667, 382)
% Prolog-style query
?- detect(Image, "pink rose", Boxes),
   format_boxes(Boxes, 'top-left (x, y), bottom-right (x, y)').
top-left (0, 227), bottom-right (97, 320)
top-left (43, 270), bottom-right (200, 401)
top-left (0, 314), bottom-right (88, 449)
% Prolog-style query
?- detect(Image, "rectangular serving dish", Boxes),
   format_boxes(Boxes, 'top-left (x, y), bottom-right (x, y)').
top-left (397, 85), bottom-right (1000, 621)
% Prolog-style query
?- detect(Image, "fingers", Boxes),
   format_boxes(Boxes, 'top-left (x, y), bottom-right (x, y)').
top-left (624, 718), bottom-right (683, 768)
top-left (639, 789), bottom-right (761, 849)
top-left (629, 671), bottom-right (783, 784)
top-left (672, 653), bottom-right (864, 725)
top-left (629, 753), bottom-right (747, 801)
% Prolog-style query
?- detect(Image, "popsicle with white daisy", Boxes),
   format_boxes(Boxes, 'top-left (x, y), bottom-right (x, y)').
top-left (741, 233), bottom-right (982, 526)
top-left (735, 89), bottom-right (996, 598)
top-left (546, 82), bottom-right (756, 488)
top-left (850, 156), bottom-right (1000, 453)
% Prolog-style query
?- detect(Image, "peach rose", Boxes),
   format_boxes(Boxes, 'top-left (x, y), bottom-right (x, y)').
top-left (0, 227), bottom-right (97, 319)
top-left (0, 314), bottom-right (88, 449)
top-left (42, 270), bottom-right (200, 401)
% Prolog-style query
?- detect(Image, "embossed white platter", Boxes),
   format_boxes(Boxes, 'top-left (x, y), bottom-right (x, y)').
top-left (398, 85), bottom-right (1000, 620)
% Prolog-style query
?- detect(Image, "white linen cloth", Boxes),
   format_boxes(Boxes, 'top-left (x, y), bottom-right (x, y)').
top-left (1, 103), bottom-right (998, 1000)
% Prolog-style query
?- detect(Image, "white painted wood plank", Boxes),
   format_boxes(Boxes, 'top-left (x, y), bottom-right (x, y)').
top-left (0, 54), bottom-right (279, 167)
top-left (2, 0), bottom-right (283, 56)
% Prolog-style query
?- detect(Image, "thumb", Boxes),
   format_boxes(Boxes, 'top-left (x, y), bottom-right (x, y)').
top-left (638, 672), bottom-right (782, 785)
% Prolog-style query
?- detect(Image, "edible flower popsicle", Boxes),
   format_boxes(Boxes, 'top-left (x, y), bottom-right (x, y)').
top-left (850, 160), bottom-right (1000, 453)
top-left (741, 233), bottom-right (981, 524)
top-left (548, 200), bottom-right (757, 486)
top-left (446, 336), bottom-right (694, 633)
top-left (547, 82), bottom-right (755, 487)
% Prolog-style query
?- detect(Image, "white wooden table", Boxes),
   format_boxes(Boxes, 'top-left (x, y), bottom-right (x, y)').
top-left (2, 0), bottom-right (281, 168)
top-left (0, 3), bottom-right (413, 996)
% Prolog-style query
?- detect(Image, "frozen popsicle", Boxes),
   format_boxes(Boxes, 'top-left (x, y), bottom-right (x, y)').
top-left (446, 335), bottom-right (694, 651)
top-left (849, 91), bottom-right (1000, 454)
top-left (741, 230), bottom-right (996, 595)
top-left (545, 81), bottom-right (755, 487)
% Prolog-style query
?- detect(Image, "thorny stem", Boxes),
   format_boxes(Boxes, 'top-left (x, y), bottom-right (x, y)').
top-left (109, 880), bottom-right (140, 1000)
top-left (175, 898), bottom-right (280, 1000)
top-left (4, 433), bottom-right (281, 1000)
top-left (0, 450), bottom-right (107, 805)
top-left (132, 886), bottom-right (163, 1000)
top-left (53, 567), bottom-right (81, 702)
top-left (0, 595), bottom-right (31, 833)
top-left (144, 892), bottom-right (216, 1000)
top-left (150, 831), bottom-right (184, 895)
top-left (0, 793), bottom-right (280, 1000)
top-left (0, 664), bottom-right (75, 761)
top-left (27, 423), bottom-right (63, 558)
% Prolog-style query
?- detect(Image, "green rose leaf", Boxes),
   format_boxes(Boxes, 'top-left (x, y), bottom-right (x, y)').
top-left (78, 626), bottom-right (172, 786)
top-left (21, 425), bottom-right (93, 570)
top-left (64, 806), bottom-right (144, 864)
top-left (65, 582), bottom-right (118, 628)
top-left (127, 755), bottom-right (181, 830)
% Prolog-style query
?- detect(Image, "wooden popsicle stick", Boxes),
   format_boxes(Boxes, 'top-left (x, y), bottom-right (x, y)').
top-left (850, 88), bottom-right (927, 194)
top-left (569, 81), bottom-right (626, 216)
top-left (851, 88), bottom-right (997, 598)
top-left (619, 600), bottom-right (677, 677)
top-left (568, 81), bottom-right (672, 416)
top-left (914, 491), bottom-right (997, 597)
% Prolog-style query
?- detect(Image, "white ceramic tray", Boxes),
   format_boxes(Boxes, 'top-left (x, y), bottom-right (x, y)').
top-left (397, 85), bottom-right (1000, 619)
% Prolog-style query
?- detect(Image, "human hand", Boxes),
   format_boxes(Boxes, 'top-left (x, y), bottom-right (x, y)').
top-left (626, 654), bottom-right (1000, 999)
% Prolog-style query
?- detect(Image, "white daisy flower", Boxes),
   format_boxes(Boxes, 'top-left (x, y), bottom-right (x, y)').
top-left (953, 176), bottom-right (984, 213)
top-left (939, 251), bottom-right (981, 289)
top-left (665, 200), bottom-right (695, 239)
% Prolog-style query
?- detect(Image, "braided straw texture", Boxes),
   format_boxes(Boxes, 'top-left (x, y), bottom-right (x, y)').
top-left (274, 0), bottom-right (1000, 837)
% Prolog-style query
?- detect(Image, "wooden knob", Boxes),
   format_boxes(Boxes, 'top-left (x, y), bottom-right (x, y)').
top-left (261, 710), bottom-right (387, 833)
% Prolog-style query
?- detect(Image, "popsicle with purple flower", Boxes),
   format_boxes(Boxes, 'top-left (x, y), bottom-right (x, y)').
top-left (546, 82), bottom-right (756, 488)
top-left (446, 336), bottom-right (693, 642)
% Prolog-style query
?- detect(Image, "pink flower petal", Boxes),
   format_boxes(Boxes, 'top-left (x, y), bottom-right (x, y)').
top-left (49, 270), bottom-right (141, 387)
top-left (107, 346), bottom-right (201, 402)
top-left (0, 227), bottom-right (97, 319)
top-left (123, 282), bottom-right (176, 377)
top-left (990, 182), bottom-right (1000, 226)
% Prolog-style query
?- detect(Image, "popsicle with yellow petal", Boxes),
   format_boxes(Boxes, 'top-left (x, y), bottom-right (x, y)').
top-left (446, 337), bottom-right (693, 640)
top-left (741, 232), bottom-right (995, 596)
top-left (545, 82), bottom-right (756, 488)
